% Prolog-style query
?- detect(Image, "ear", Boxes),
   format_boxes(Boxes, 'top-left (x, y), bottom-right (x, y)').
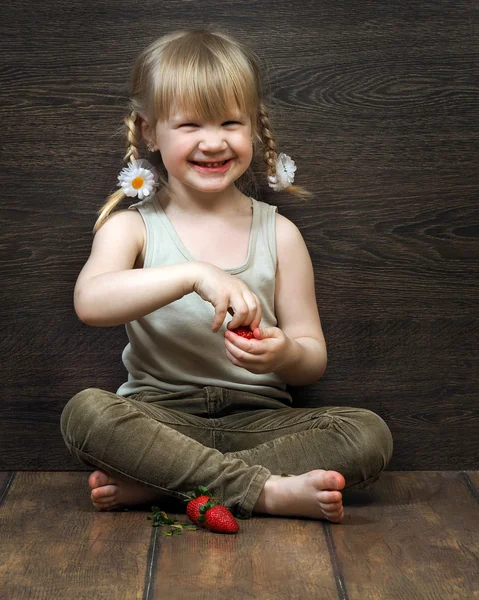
top-left (138, 113), bottom-right (156, 148)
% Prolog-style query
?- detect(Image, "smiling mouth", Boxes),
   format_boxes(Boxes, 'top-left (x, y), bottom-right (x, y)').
top-left (191, 160), bottom-right (231, 167)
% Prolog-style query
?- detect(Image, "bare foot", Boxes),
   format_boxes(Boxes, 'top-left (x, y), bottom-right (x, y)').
top-left (254, 469), bottom-right (346, 522)
top-left (89, 470), bottom-right (165, 511)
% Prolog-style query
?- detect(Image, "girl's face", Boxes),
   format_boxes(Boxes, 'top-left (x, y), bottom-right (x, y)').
top-left (152, 109), bottom-right (253, 195)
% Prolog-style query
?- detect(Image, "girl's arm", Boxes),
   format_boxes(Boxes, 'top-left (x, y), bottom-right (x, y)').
top-left (74, 210), bottom-right (197, 326)
top-left (272, 213), bottom-right (328, 385)
top-left (74, 210), bottom-right (262, 329)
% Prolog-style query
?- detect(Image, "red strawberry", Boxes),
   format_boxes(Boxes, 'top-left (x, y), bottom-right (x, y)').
top-left (186, 496), bottom-right (211, 527)
top-left (184, 486), bottom-right (216, 527)
top-left (197, 499), bottom-right (239, 534)
top-left (231, 326), bottom-right (254, 339)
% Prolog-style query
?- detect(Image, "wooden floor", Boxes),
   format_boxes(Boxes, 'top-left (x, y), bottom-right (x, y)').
top-left (0, 471), bottom-right (477, 599)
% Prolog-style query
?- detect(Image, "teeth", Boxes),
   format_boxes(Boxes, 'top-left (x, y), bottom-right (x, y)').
top-left (197, 161), bottom-right (227, 167)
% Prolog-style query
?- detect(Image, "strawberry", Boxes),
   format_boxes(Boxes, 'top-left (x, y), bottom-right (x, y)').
top-left (231, 326), bottom-right (254, 339)
top-left (186, 496), bottom-right (211, 527)
top-left (184, 485), bottom-right (216, 527)
top-left (197, 499), bottom-right (239, 534)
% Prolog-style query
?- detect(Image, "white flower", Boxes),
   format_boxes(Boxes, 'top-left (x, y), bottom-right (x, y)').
top-left (117, 158), bottom-right (159, 199)
top-left (268, 153), bottom-right (297, 191)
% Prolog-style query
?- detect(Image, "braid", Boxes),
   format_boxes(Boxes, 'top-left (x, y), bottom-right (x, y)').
top-left (258, 103), bottom-right (278, 179)
top-left (124, 111), bottom-right (141, 163)
top-left (258, 103), bottom-right (311, 199)
top-left (93, 111), bottom-right (142, 234)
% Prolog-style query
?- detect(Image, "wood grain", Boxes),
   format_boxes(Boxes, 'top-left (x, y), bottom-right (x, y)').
top-left (0, 472), bottom-right (13, 506)
top-left (0, 0), bottom-right (478, 469)
top-left (337, 471), bottom-right (479, 599)
top-left (153, 516), bottom-right (338, 599)
top-left (0, 472), bottom-right (152, 600)
top-left (1, 471), bottom-right (478, 599)
top-left (466, 471), bottom-right (479, 500)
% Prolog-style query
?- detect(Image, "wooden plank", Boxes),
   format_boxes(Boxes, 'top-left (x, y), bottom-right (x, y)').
top-left (467, 472), bottom-right (479, 488)
top-left (0, 471), bottom-right (13, 506)
top-left (0, 471), bottom-right (10, 490)
top-left (336, 471), bottom-right (479, 599)
top-left (152, 514), bottom-right (339, 599)
top-left (0, 472), bottom-right (152, 600)
top-left (466, 471), bottom-right (479, 500)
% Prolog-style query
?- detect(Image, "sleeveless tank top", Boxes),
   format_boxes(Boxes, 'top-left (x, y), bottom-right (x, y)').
top-left (116, 193), bottom-right (292, 403)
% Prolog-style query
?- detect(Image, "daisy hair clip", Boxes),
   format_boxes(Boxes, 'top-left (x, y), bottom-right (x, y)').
top-left (268, 152), bottom-right (297, 191)
top-left (117, 158), bottom-right (159, 199)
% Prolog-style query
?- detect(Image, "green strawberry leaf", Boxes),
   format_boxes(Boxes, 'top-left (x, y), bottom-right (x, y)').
top-left (198, 499), bottom-right (217, 514)
top-left (148, 507), bottom-right (179, 526)
top-left (184, 485), bottom-right (213, 501)
top-left (148, 506), bottom-right (200, 533)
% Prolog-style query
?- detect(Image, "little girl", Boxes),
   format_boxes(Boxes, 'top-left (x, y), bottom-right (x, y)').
top-left (61, 28), bottom-right (393, 523)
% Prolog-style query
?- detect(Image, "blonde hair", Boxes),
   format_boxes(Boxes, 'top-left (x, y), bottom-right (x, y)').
top-left (94, 29), bottom-right (310, 233)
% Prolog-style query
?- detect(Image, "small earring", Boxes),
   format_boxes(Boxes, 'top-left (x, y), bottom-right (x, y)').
top-left (147, 142), bottom-right (155, 152)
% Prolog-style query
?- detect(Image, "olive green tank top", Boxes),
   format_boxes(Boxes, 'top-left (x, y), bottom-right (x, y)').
top-left (116, 193), bottom-right (292, 403)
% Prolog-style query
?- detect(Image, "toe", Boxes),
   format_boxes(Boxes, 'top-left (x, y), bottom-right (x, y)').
top-left (325, 471), bottom-right (345, 491)
top-left (89, 470), bottom-right (111, 490)
top-left (320, 501), bottom-right (341, 514)
top-left (321, 500), bottom-right (341, 511)
top-left (91, 492), bottom-right (120, 510)
top-left (318, 490), bottom-right (342, 504)
top-left (91, 484), bottom-right (117, 501)
top-left (328, 513), bottom-right (344, 523)
top-left (324, 507), bottom-right (344, 522)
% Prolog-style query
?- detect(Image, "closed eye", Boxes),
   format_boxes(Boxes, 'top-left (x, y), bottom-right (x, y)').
top-left (178, 120), bottom-right (242, 128)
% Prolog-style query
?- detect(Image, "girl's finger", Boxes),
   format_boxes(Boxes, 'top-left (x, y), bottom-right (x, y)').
top-left (212, 300), bottom-right (229, 332)
top-left (227, 295), bottom-right (250, 330)
top-left (250, 293), bottom-right (262, 330)
top-left (224, 338), bottom-right (241, 361)
top-left (239, 293), bottom-right (258, 328)
top-left (224, 345), bottom-right (242, 366)
top-left (225, 334), bottom-right (258, 356)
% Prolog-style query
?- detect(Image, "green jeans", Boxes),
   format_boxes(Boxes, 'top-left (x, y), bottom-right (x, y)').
top-left (60, 386), bottom-right (393, 518)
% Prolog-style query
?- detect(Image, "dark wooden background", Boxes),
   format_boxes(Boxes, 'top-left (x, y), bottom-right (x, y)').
top-left (1, 0), bottom-right (477, 470)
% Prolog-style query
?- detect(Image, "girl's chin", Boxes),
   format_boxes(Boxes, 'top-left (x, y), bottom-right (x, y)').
top-left (188, 181), bottom-right (236, 194)
top-left (185, 172), bottom-right (244, 192)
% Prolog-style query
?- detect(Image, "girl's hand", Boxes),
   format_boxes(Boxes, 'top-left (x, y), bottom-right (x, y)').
top-left (193, 262), bottom-right (262, 333)
top-left (224, 326), bottom-right (293, 374)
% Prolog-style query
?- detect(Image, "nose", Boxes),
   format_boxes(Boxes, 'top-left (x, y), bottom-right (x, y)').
top-left (198, 127), bottom-right (228, 153)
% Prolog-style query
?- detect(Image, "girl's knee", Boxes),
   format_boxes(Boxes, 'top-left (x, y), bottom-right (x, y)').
top-left (358, 409), bottom-right (394, 469)
top-left (60, 388), bottom-right (113, 445)
top-left (328, 406), bottom-right (393, 473)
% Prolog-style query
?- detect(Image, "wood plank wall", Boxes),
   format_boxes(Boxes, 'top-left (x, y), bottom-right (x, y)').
top-left (1, 0), bottom-right (477, 470)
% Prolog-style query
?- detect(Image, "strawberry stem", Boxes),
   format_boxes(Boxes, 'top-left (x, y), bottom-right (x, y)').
top-left (199, 499), bottom-right (218, 515)
top-left (183, 485), bottom-right (214, 502)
